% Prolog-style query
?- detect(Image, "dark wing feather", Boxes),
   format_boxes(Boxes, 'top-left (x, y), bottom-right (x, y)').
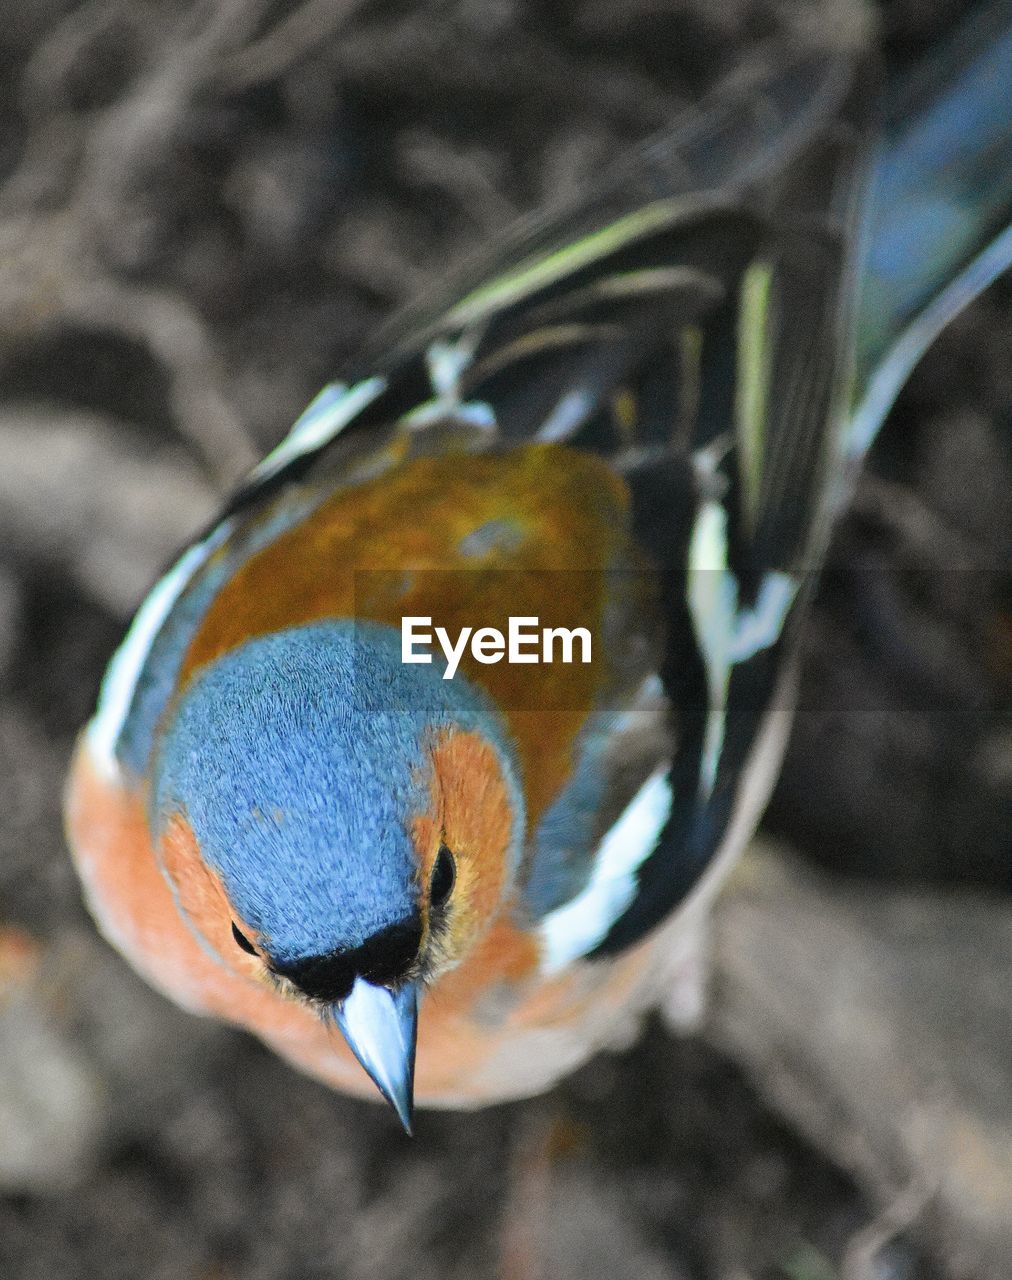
top-left (220, 45), bottom-right (868, 561)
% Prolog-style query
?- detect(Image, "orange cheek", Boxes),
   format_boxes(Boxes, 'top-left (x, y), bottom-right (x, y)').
top-left (413, 728), bottom-right (518, 960)
top-left (157, 813), bottom-right (264, 980)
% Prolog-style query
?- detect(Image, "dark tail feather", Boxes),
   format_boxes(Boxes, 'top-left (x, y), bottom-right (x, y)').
top-left (851, 1), bottom-right (1012, 455)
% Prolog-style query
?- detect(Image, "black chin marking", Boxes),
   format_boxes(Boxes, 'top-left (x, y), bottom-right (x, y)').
top-left (273, 914), bottom-right (423, 1003)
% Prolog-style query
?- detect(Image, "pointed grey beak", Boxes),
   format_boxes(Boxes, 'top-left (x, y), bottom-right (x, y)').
top-left (333, 978), bottom-right (418, 1133)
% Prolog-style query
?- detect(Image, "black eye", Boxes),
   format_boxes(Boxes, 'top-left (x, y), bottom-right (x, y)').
top-left (430, 844), bottom-right (456, 909)
top-left (232, 921), bottom-right (257, 955)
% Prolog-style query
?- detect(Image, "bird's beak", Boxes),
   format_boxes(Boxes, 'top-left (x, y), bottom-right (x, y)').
top-left (333, 978), bottom-right (418, 1133)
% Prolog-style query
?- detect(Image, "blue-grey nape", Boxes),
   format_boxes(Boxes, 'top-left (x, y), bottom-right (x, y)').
top-left (151, 620), bottom-right (515, 966)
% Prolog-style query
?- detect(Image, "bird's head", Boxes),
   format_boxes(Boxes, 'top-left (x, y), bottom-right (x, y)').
top-left (150, 620), bottom-right (523, 1129)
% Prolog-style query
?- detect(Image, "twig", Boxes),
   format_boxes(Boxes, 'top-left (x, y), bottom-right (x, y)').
top-left (214, 0), bottom-right (371, 94)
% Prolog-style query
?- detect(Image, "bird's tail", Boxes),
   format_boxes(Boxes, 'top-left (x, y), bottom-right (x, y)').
top-left (850, 0), bottom-right (1012, 456)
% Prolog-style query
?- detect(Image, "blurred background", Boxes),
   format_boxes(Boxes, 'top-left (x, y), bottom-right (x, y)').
top-left (0, 1), bottom-right (1008, 1277)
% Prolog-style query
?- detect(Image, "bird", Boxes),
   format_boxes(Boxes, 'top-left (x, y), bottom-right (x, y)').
top-left (64, 8), bottom-right (1011, 1132)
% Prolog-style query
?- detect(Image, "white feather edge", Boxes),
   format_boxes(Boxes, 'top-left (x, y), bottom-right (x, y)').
top-left (249, 377), bottom-right (386, 485)
top-left (687, 493), bottom-right (797, 799)
top-left (86, 519), bottom-right (236, 777)
top-left (538, 765), bottom-right (674, 973)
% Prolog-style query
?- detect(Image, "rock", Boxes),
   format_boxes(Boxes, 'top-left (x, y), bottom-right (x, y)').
top-left (0, 409), bottom-right (217, 616)
top-left (708, 842), bottom-right (1012, 1280)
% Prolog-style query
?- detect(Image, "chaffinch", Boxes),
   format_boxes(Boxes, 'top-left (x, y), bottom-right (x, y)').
top-left (65, 15), bottom-right (1011, 1130)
